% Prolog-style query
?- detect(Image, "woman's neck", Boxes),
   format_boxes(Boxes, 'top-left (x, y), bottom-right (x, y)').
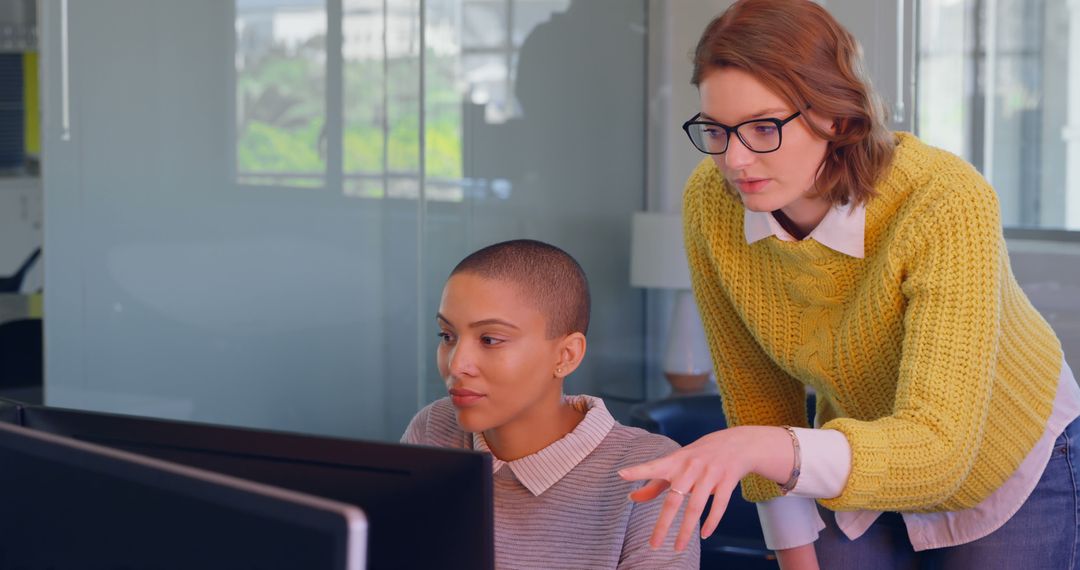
top-left (774, 196), bottom-right (832, 240)
top-left (482, 397), bottom-right (586, 462)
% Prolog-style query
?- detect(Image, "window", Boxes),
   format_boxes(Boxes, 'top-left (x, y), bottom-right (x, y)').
top-left (917, 0), bottom-right (1079, 231)
top-left (233, 0), bottom-right (568, 201)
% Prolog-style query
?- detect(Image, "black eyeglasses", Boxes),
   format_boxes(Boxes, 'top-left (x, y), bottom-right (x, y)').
top-left (682, 109), bottom-right (804, 155)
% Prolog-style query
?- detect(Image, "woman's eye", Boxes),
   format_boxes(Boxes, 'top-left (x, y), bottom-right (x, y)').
top-left (753, 124), bottom-right (777, 135)
top-left (437, 331), bottom-right (454, 344)
top-left (703, 127), bottom-right (723, 139)
top-left (480, 336), bottom-right (503, 346)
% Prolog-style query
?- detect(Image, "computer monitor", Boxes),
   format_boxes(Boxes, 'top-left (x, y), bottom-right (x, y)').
top-left (0, 397), bottom-right (20, 424)
top-left (0, 421), bottom-right (367, 569)
top-left (22, 405), bottom-right (495, 570)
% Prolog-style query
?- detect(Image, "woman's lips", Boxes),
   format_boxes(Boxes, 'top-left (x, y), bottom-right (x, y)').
top-left (734, 178), bottom-right (771, 194)
top-left (448, 388), bottom-right (486, 407)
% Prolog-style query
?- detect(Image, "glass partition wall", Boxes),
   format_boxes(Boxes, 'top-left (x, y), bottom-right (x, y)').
top-left (41, 0), bottom-right (647, 440)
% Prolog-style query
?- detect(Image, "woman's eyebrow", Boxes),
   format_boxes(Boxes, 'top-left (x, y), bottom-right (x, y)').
top-left (435, 314), bottom-right (520, 330)
top-left (701, 107), bottom-right (789, 123)
top-left (468, 318), bottom-right (520, 330)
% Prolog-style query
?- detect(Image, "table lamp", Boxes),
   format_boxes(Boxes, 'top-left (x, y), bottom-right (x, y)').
top-left (630, 212), bottom-right (713, 395)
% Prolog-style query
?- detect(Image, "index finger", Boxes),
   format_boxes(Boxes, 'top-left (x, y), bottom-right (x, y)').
top-left (618, 452), bottom-right (677, 482)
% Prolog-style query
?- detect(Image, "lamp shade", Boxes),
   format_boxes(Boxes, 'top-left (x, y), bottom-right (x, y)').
top-left (629, 211), bottom-right (691, 289)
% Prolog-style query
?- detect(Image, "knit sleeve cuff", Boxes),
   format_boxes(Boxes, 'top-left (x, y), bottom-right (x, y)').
top-left (817, 417), bottom-right (892, 510)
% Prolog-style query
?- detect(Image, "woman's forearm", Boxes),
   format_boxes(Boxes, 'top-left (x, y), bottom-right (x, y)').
top-left (730, 425), bottom-right (797, 484)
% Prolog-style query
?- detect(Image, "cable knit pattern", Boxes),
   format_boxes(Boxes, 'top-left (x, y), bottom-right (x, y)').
top-left (683, 132), bottom-right (1063, 512)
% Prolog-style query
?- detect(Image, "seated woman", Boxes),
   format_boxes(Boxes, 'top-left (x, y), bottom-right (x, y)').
top-left (402, 239), bottom-right (699, 569)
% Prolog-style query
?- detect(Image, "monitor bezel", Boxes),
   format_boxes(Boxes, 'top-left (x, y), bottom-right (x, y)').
top-left (21, 403), bottom-right (494, 570)
top-left (0, 421), bottom-right (368, 569)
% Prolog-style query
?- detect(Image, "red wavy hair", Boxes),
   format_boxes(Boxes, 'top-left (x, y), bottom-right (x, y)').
top-left (692, 0), bottom-right (896, 205)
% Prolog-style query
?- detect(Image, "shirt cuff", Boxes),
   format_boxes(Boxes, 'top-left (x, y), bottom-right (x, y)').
top-left (788, 427), bottom-right (851, 499)
top-left (756, 495), bottom-right (826, 550)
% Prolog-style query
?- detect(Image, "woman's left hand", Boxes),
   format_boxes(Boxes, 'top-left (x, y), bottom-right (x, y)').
top-left (618, 425), bottom-right (794, 551)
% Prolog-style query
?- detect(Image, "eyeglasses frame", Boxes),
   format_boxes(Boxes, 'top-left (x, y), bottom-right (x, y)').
top-left (681, 109), bottom-right (805, 155)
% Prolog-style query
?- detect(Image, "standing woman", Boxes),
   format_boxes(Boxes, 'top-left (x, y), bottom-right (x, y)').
top-left (619, 0), bottom-right (1080, 568)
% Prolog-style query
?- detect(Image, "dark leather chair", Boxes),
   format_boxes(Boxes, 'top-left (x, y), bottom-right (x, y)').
top-left (630, 394), bottom-right (816, 569)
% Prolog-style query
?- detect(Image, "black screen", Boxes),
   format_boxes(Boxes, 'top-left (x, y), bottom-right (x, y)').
top-left (22, 405), bottom-right (494, 570)
top-left (0, 422), bottom-right (362, 570)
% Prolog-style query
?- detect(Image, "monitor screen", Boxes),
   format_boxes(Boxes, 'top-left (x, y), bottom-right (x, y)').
top-left (0, 421), bottom-right (367, 569)
top-left (22, 405), bottom-right (494, 570)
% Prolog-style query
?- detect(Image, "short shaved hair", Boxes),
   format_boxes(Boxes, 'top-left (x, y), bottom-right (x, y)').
top-left (450, 239), bottom-right (590, 338)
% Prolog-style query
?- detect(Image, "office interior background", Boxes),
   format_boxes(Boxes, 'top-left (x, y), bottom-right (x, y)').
top-left (0, 0), bottom-right (1077, 443)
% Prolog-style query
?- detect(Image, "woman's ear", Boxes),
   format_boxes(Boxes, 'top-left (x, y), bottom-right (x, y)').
top-left (553, 333), bottom-right (587, 379)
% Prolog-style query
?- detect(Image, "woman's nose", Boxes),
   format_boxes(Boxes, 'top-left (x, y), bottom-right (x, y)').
top-left (724, 135), bottom-right (756, 170)
top-left (448, 342), bottom-right (478, 377)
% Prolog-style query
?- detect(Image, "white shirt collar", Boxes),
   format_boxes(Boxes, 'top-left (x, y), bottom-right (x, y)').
top-left (471, 394), bottom-right (615, 496)
top-left (743, 201), bottom-right (866, 259)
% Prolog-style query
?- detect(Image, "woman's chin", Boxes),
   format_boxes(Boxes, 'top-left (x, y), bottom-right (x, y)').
top-left (739, 193), bottom-right (780, 212)
top-left (454, 409), bottom-right (494, 434)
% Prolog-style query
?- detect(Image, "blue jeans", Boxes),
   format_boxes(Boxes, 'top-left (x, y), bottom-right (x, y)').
top-left (816, 416), bottom-right (1080, 570)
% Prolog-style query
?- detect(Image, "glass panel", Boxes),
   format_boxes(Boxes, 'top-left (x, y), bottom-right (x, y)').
top-left (41, 0), bottom-right (648, 444)
top-left (427, 52), bottom-right (465, 187)
top-left (421, 0), bottom-right (648, 412)
top-left (342, 0), bottom-right (422, 202)
top-left (511, 0), bottom-right (570, 47)
top-left (43, 0), bottom-right (421, 441)
top-left (462, 0), bottom-right (507, 49)
top-left (386, 0), bottom-right (422, 180)
top-left (461, 53), bottom-right (511, 125)
top-left (235, 0), bottom-right (328, 188)
top-left (342, 0), bottom-right (387, 197)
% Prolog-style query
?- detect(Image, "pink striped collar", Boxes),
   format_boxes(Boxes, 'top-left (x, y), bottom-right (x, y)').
top-left (743, 200), bottom-right (866, 259)
top-left (472, 395), bottom-right (616, 496)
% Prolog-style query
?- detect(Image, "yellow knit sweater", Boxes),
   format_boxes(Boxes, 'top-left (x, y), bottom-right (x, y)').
top-left (683, 132), bottom-right (1063, 512)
